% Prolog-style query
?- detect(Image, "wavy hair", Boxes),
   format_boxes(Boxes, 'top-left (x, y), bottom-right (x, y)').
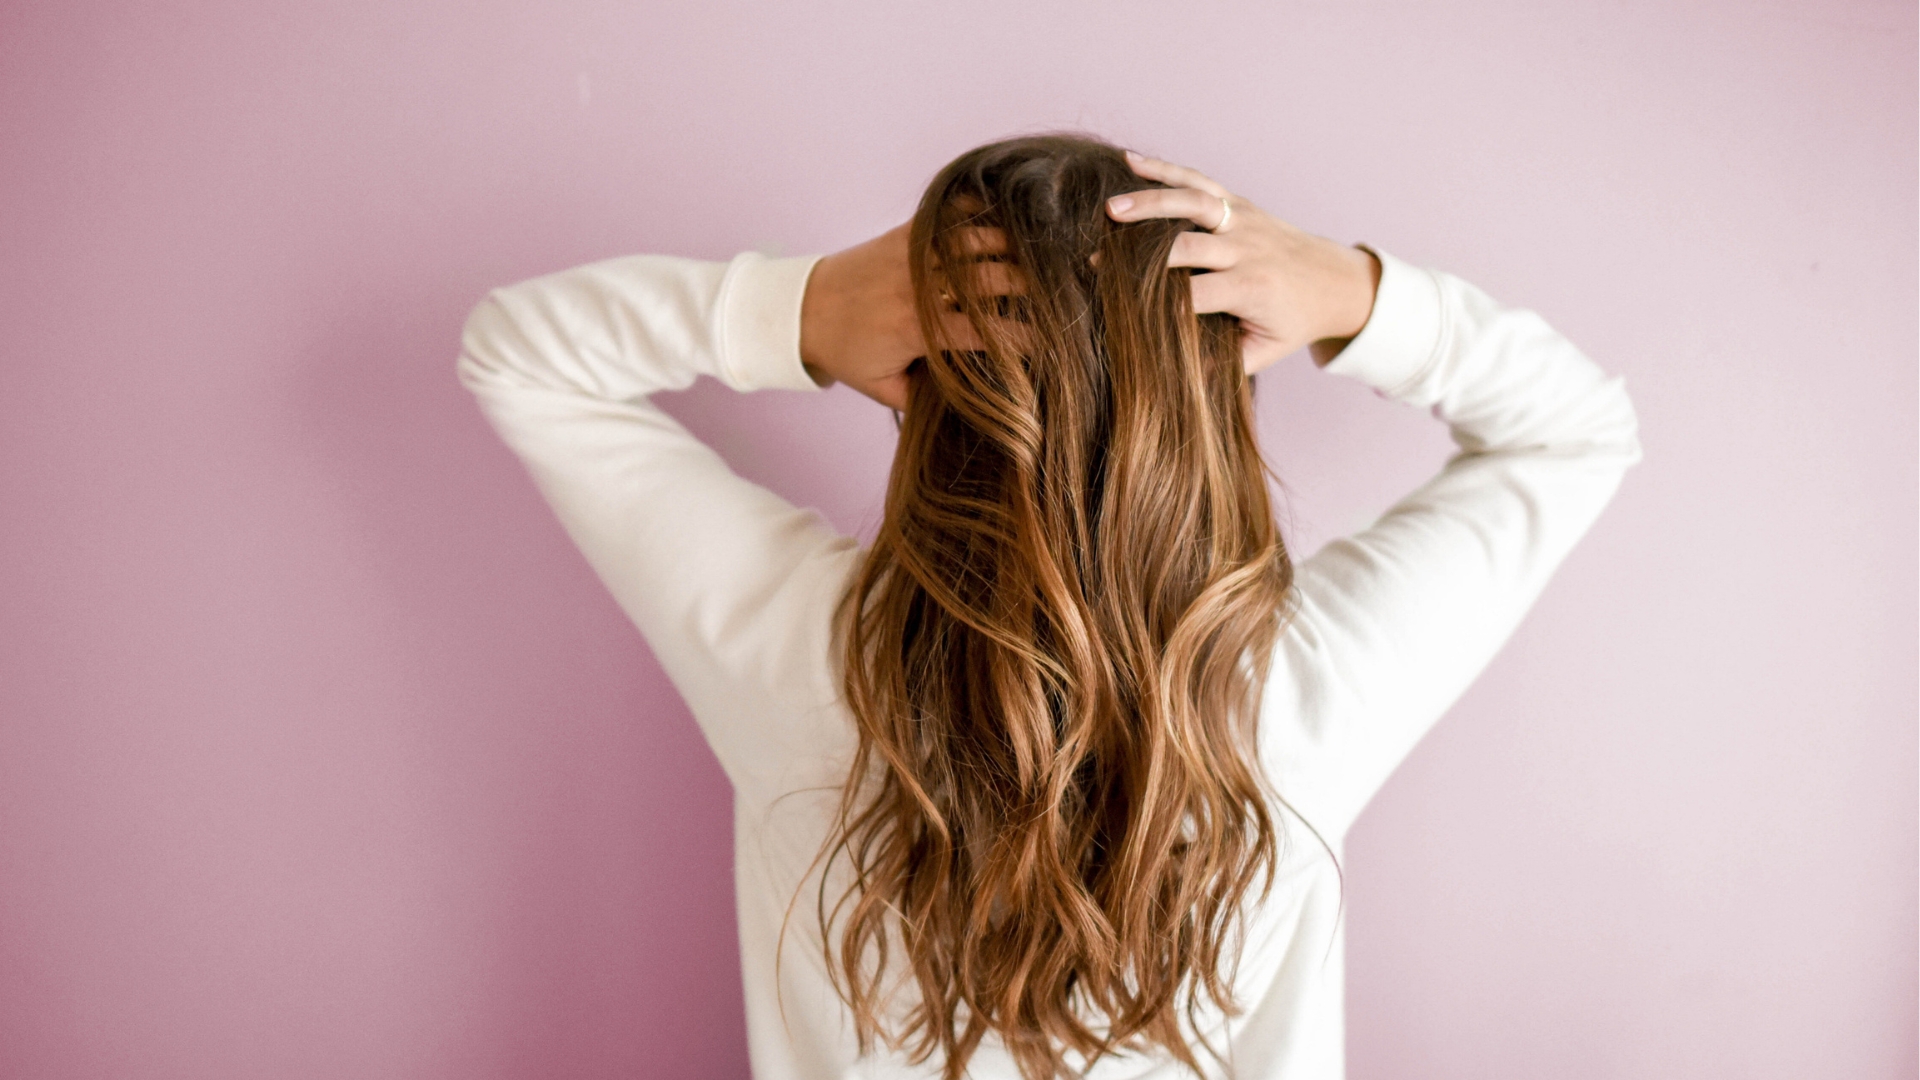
top-left (820, 133), bottom-right (1299, 1080)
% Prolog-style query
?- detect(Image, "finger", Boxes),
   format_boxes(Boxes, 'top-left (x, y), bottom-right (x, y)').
top-left (860, 371), bottom-right (911, 412)
top-left (1167, 231), bottom-right (1237, 271)
top-left (933, 308), bottom-right (988, 350)
top-left (1107, 186), bottom-right (1231, 231)
top-left (1122, 152), bottom-right (1229, 199)
top-left (932, 227), bottom-right (1023, 298)
top-left (944, 225), bottom-right (1009, 260)
top-left (933, 293), bottom-right (1037, 358)
top-left (933, 259), bottom-right (1029, 304)
top-left (1188, 271), bottom-right (1235, 316)
top-left (955, 226), bottom-right (1007, 256)
top-left (930, 227), bottom-right (1009, 270)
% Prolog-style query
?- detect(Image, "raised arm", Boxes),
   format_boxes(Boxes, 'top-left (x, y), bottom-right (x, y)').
top-left (1258, 247), bottom-right (1643, 840)
top-left (456, 252), bottom-right (861, 789)
top-left (1105, 151), bottom-right (1642, 842)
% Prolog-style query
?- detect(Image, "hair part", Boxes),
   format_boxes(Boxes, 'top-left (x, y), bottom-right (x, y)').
top-left (819, 132), bottom-right (1300, 1080)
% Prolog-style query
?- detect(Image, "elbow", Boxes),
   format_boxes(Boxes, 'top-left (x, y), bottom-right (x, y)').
top-left (455, 289), bottom-right (518, 395)
top-left (1513, 369), bottom-right (1645, 474)
top-left (1604, 374), bottom-right (1646, 470)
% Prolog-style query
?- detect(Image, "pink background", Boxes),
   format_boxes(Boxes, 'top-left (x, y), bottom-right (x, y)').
top-left (2, 1), bottom-right (1913, 1076)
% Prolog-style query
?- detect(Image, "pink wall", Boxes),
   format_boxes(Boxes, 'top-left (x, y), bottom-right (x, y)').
top-left (2, 1), bottom-right (1912, 1076)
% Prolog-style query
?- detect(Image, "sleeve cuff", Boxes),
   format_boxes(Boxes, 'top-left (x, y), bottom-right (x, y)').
top-left (1318, 244), bottom-right (1446, 402)
top-left (716, 251), bottom-right (828, 393)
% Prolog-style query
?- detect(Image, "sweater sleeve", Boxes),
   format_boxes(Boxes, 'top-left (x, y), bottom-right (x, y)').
top-left (1256, 246), bottom-right (1644, 842)
top-left (456, 251), bottom-right (863, 791)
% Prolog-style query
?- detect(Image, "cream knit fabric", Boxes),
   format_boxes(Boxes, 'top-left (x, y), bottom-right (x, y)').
top-left (458, 244), bottom-right (1642, 1078)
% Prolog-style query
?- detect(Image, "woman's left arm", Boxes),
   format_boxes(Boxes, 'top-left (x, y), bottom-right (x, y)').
top-left (457, 252), bottom-right (860, 788)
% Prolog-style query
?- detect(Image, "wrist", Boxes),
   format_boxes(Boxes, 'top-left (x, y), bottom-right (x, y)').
top-left (1326, 243), bottom-right (1380, 341)
top-left (1308, 244), bottom-right (1381, 367)
top-left (798, 253), bottom-right (842, 376)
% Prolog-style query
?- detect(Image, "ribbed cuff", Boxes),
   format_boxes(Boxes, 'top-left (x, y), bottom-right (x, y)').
top-left (717, 251), bottom-right (828, 393)
top-left (1318, 244), bottom-right (1445, 402)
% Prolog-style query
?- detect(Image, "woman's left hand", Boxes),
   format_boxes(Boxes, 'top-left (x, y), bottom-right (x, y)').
top-left (1105, 151), bottom-right (1382, 373)
top-left (799, 223), bottom-right (1011, 410)
top-left (798, 222), bottom-right (922, 410)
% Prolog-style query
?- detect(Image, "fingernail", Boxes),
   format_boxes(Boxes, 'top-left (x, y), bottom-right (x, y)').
top-left (1124, 149), bottom-right (1143, 162)
top-left (1108, 195), bottom-right (1133, 214)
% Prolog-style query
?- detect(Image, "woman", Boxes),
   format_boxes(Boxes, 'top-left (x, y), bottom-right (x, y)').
top-left (457, 134), bottom-right (1641, 1080)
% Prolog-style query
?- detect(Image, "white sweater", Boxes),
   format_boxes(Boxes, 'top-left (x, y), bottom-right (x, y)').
top-left (457, 244), bottom-right (1642, 1079)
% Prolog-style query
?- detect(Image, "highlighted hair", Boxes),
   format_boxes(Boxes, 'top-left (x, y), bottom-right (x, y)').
top-left (822, 133), bottom-right (1298, 1080)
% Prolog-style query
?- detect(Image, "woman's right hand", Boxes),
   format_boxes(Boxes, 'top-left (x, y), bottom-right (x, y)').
top-left (1104, 151), bottom-right (1383, 374)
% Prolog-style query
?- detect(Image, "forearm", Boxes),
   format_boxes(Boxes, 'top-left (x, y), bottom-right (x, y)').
top-left (1265, 247), bottom-right (1643, 835)
top-left (459, 252), bottom-right (823, 404)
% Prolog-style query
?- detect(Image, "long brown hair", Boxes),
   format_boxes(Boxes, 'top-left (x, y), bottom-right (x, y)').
top-left (822, 133), bottom-right (1298, 1079)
